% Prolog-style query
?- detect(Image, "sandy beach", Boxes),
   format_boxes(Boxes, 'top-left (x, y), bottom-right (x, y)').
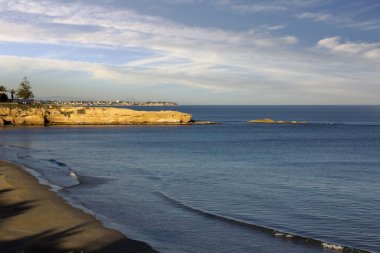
top-left (0, 160), bottom-right (158, 253)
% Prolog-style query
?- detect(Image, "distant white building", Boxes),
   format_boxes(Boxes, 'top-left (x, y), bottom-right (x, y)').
top-left (16, 98), bottom-right (35, 104)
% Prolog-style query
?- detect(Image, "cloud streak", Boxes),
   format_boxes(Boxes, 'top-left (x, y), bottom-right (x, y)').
top-left (212, 0), bottom-right (327, 14)
top-left (297, 11), bottom-right (380, 31)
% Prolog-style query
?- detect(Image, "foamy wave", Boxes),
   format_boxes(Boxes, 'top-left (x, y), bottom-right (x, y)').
top-left (43, 159), bottom-right (80, 188)
top-left (0, 144), bottom-right (80, 189)
top-left (322, 242), bottom-right (344, 251)
top-left (69, 170), bottom-right (78, 178)
top-left (311, 122), bottom-right (380, 127)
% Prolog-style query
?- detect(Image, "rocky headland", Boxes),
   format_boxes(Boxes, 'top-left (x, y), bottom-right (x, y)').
top-left (0, 105), bottom-right (192, 126)
top-left (248, 118), bottom-right (308, 124)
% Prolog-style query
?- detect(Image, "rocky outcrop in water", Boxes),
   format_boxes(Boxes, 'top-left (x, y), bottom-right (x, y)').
top-left (0, 106), bottom-right (192, 126)
top-left (248, 118), bottom-right (308, 124)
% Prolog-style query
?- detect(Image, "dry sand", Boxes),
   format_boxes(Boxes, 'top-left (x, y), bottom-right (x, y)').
top-left (0, 160), bottom-right (158, 253)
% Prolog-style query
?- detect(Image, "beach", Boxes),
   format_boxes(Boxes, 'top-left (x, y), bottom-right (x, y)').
top-left (0, 160), bottom-right (157, 253)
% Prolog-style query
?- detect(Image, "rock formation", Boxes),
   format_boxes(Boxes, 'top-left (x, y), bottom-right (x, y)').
top-left (248, 118), bottom-right (307, 124)
top-left (0, 106), bottom-right (192, 126)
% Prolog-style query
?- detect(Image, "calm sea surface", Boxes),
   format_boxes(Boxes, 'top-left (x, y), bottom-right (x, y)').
top-left (1, 106), bottom-right (380, 253)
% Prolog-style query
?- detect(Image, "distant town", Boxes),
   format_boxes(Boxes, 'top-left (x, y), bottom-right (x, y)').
top-left (1, 77), bottom-right (178, 107)
top-left (39, 100), bottom-right (178, 107)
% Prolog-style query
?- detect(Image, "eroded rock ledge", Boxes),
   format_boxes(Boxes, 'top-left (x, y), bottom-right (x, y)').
top-left (0, 105), bottom-right (192, 126)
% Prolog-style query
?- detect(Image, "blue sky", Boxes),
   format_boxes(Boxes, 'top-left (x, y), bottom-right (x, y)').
top-left (0, 0), bottom-right (379, 104)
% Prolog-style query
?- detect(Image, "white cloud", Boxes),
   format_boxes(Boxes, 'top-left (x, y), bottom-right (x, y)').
top-left (364, 49), bottom-right (380, 59)
top-left (317, 36), bottom-right (380, 60)
top-left (161, 0), bottom-right (203, 4)
top-left (281, 36), bottom-right (298, 44)
top-left (297, 12), bottom-right (332, 22)
top-left (228, 3), bottom-right (286, 14)
top-left (266, 24), bottom-right (287, 31)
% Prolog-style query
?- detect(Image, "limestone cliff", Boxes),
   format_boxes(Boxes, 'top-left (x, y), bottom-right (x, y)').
top-left (0, 106), bottom-right (192, 126)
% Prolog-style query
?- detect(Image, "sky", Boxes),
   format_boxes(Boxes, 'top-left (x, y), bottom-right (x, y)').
top-left (0, 0), bottom-right (379, 104)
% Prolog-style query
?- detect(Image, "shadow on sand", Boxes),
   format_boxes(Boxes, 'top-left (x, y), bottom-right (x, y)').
top-left (0, 188), bottom-right (158, 253)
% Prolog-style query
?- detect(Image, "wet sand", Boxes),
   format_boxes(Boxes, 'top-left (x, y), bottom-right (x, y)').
top-left (0, 160), bottom-right (158, 253)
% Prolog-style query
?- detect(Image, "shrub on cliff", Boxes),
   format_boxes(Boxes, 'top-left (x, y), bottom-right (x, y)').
top-left (0, 93), bottom-right (8, 102)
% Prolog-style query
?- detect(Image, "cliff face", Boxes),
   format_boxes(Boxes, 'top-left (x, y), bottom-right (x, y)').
top-left (0, 106), bottom-right (192, 126)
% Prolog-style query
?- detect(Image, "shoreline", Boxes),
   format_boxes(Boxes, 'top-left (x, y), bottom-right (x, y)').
top-left (0, 160), bottom-right (158, 253)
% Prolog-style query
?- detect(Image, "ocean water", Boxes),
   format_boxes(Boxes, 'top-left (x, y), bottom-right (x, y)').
top-left (1, 105), bottom-right (380, 253)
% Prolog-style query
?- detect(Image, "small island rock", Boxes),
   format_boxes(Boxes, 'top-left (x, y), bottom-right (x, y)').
top-left (248, 118), bottom-right (307, 124)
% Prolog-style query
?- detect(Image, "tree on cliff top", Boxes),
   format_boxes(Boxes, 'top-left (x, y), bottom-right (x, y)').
top-left (0, 85), bottom-right (7, 93)
top-left (16, 77), bottom-right (34, 99)
top-left (9, 89), bottom-right (16, 100)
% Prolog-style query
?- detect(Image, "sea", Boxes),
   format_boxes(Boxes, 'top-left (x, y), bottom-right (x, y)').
top-left (1, 105), bottom-right (380, 253)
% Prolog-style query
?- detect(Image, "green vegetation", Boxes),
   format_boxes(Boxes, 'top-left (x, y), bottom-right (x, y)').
top-left (60, 110), bottom-right (74, 118)
top-left (77, 108), bottom-right (87, 114)
top-left (0, 102), bottom-right (18, 106)
top-left (0, 103), bottom-right (39, 109)
top-left (0, 85), bottom-right (7, 93)
top-left (16, 77), bottom-right (34, 99)
top-left (0, 77), bottom-right (34, 103)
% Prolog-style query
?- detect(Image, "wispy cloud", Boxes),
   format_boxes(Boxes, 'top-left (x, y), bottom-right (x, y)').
top-left (222, 2), bottom-right (287, 14)
top-left (0, 1), bottom-right (298, 49)
top-left (157, 0), bottom-right (327, 14)
top-left (297, 11), bottom-right (380, 31)
top-left (0, 0), bottom-right (300, 89)
top-left (160, 0), bottom-right (204, 4)
top-left (266, 24), bottom-right (287, 31)
top-left (213, 0), bottom-right (327, 14)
